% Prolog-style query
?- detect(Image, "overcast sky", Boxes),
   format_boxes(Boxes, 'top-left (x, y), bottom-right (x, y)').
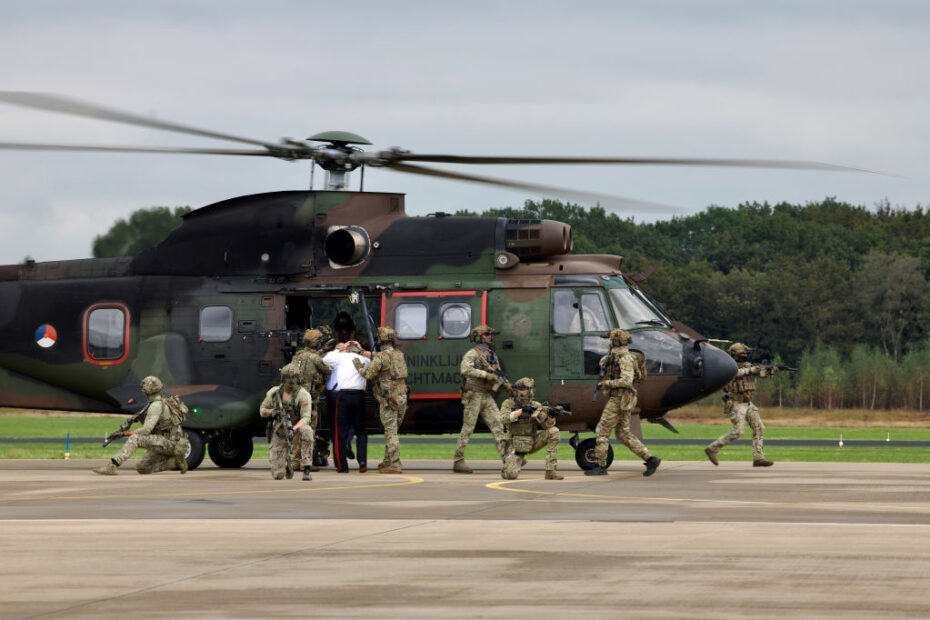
top-left (0, 1), bottom-right (928, 263)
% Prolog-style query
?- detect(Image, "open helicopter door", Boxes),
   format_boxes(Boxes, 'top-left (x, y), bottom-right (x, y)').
top-left (381, 289), bottom-right (484, 427)
top-left (550, 286), bottom-right (613, 380)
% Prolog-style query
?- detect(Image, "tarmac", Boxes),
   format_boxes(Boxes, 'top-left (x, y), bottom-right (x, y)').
top-left (1, 458), bottom-right (930, 619)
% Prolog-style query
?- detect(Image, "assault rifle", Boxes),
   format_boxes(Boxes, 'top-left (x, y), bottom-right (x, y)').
top-left (272, 391), bottom-right (295, 478)
top-left (482, 349), bottom-right (513, 395)
top-left (592, 354), bottom-right (609, 401)
top-left (102, 405), bottom-right (149, 447)
top-left (518, 403), bottom-right (572, 419)
top-left (758, 360), bottom-right (798, 372)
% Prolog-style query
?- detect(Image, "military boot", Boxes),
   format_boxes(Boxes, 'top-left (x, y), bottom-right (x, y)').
top-left (379, 463), bottom-right (403, 474)
top-left (545, 470), bottom-right (564, 480)
top-left (453, 460), bottom-right (473, 474)
top-left (584, 466), bottom-right (607, 476)
top-left (643, 456), bottom-right (661, 477)
top-left (753, 458), bottom-right (774, 467)
top-left (302, 467), bottom-right (312, 481)
top-left (93, 462), bottom-right (118, 475)
top-left (704, 447), bottom-right (719, 466)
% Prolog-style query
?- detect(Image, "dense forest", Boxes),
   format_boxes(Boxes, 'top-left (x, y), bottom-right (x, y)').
top-left (465, 198), bottom-right (930, 410)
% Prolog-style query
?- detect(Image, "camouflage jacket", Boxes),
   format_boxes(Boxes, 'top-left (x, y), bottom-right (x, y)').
top-left (261, 386), bottom-right (312, 427)
top-left (354, 345), bottom-right (408, 408)
top-left (598, 346), bottom-right (641, 397)
top-left (460, 346), bottom-right (505, 394)
top-left (499, 397), bottom-right (553, 433)
top-left (136, 396), bottom-right (175, 437)
top-left (291, 346), bottom-right (331, 395)
top-left (724, 362), bottom-right (774, 403)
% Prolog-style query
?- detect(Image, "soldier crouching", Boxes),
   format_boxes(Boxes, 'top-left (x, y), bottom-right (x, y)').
top-left (93, 375), bottom-right (189, 475)
top-left (260, 364), bottom-right (314, 481)
top-left (499, 377), bottom-right (563, 480)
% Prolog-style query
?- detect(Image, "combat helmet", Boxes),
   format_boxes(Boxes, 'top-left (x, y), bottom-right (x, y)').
top-left (140, 375), bottom-right (163, 396)
top-left (377, 326), bottom-right (396, 345)
top-left (280, 363), bottom-right (301, 388)
top-left (302, 328), bottom-right (322, 348)
top-left (606, 328), bottom-right (631, 347)
top-left (512, 377), bottom-right (536, 403)
top-left (470, 324), bottom-right (500, 343)
top-left (727, 342), bottom-right (752, 359)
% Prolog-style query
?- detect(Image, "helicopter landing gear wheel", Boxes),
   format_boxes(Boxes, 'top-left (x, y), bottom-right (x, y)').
top-left (183, 429), bottom-right (206, 471)
top-left (208, 432), bottom-right (254, 468)
top-left (575, 437), bottom-right (613, 470)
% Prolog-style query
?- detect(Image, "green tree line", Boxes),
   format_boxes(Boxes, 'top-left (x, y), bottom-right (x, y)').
top-left (465, 197), bottom-right (930, 409)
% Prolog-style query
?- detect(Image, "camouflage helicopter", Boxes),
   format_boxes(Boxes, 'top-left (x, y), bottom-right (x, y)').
top-left (0, 93), bottom-right (861, 470)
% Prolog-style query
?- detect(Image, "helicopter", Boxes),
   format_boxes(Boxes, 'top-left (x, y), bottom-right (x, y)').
top-left (0, 92), bottom-right (864, 470)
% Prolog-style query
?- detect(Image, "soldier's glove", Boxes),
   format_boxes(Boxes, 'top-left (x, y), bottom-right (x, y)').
top-left (352, 358), bottom-right (364, 370)
top-left (521, 405), bottom-right (536, 414)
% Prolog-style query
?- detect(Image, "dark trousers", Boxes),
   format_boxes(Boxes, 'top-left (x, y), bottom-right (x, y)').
top-left (331, 390), bottom-right (367, 472)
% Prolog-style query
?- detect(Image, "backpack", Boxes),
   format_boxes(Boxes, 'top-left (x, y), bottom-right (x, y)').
top-left (163, 393), bottom-right (189, 426)
top-left (630, 349), bottom-right (647, 385)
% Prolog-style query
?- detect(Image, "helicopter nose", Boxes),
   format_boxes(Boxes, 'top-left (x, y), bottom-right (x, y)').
top-left (701, 343), bottom-right (738, 394)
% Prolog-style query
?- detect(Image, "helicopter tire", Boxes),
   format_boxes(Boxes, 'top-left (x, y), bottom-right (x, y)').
top-left (574, 438), bottom-right (614, 470)
top-left (207, 432), bottom-right (254, 468)
top-left (183, 429), bottom-right (206, 470)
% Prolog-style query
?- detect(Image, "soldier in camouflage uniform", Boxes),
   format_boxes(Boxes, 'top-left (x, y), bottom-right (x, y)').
top-left (705, 342), bottom-right (776, 467)
top-left (260, 364), bottom-right (314, 480)
top-left (93, 376), bottom-right (190, 475)
top-left (587, 328), bottom-right (661, 477)
top-left (454, 324), bottom-right (509, 473)
top-left (499, 377), bottom-right (563, 480)
top-left (353, 326), bottom-right (408, 474)
top-left (290, 328), bottom-right (332, 471)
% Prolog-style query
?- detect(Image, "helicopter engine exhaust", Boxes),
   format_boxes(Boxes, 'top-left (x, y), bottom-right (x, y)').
top-left (324, 226), bottom-right (370, 266)
top-left (504, 219), bottom-right (573, 260)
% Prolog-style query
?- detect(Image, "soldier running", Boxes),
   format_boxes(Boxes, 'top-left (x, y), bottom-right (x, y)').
top-left (587, 328), bottom-right (661, 477)
top-left (454, 324), bottom-right (509, 473)
top-left (705, 342), bottom-right (777, 467)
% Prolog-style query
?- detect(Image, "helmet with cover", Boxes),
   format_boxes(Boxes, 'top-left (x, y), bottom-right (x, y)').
top-left (512, 376), bottom-right (536, 404)
top-left (377, 326), bottom-right (397, 345)
top-left (470, 324), bottom-right (500, 343)
top-left (608, 328), bottom-right (631, 347)
top-left (727, 342), bottom-right (752, 360)
top-left (280, 363), bottom-right (301, 390)
top-left (141, 375), bottom-right (163, 396)
top-left (302, 329), bottom-right (322, 348)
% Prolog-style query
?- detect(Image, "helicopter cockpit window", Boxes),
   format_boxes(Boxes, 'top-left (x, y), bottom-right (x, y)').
top-left (608, 287), bottom-right (666, 329)
top-left (85, 306), bottom-right (127, 362)
top-left (552, 289), bottom-right (580, 334)
top-left (199, 306), bottom-right (233, 342)
top-left (395, 303), bottom-right (428, 340)
top-left (439, 303), bottom-right (471, 339)
top-left (580, 293), bottom-right (610, 332)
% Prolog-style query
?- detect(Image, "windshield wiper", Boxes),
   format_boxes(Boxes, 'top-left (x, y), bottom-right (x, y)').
top-left (635, 319), bottom-right (668, 327)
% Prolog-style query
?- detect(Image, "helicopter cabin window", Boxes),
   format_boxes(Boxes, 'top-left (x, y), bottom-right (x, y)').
top-left (439, 303), bottom-right (472, 339)
top-left (395, 303), bottom-right (428, 339)
top-left (200, 306), bottom-right (233, 342)
top-left (85, 305), bottom-right (128, 363)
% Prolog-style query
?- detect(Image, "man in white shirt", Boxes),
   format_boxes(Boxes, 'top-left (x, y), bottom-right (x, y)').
top-left (323, 342), bottom-right (370, 473)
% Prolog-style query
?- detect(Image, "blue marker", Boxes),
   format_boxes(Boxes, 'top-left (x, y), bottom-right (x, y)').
top-left (64, 432), bottom-right (71, 460)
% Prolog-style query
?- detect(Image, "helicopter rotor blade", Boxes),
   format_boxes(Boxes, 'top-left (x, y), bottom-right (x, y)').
top-left (0, 91), bottom-right (288, 151)
top-left (0, 141), bottom-right (295, 157)
top-left (383, 152), bottom-right (877, 174)
top-left (381, 161), bottom-right (682, 214)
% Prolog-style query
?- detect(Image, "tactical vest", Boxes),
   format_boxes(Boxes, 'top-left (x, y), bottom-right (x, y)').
top-left (508, 398), bottom-right (542, 453)
top-left (724, 362), bottom-right (756, 403)
top-left (275, 388), bottom-right (303, 425)
top-left (293, 349), bottom-right (326, 393)
top-left (462, 348), bottom-right (500, 393)
top-left (150, 398), bottom-right (179, 438)
top-left (603, 349), bottom-right (638, 396)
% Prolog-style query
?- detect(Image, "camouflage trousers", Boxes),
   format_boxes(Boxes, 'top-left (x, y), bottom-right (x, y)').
top-left (291, 394), bottom-right (320, 467)
top-left (113, 433), bottom-right (189, 474)
top-left (378, 395), bottom-right (407, 467)
top-left (455, 391), bottom-right (506, 461)
top-left (707, 402), bottom-right (766, 460)
top-left (595, 391), bottom-right (651, 465)
top-left (272, 425), bottom-right (314, 479)
top-left (501, 427), bottom-right (560, 480)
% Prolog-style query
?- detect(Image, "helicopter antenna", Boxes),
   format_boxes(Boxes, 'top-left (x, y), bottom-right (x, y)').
top-left (359, 163), bottom-right (365, 192)
top-left (309, 159), bottom-right (316, 190)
